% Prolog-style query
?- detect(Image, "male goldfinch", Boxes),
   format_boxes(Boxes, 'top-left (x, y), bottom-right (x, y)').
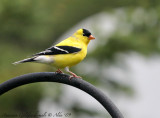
top-left (13, 29), bottom-right (95, 78)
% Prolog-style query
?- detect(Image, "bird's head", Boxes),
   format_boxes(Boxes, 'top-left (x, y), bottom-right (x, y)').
top-left (74, 29), bottom-right (95, 44)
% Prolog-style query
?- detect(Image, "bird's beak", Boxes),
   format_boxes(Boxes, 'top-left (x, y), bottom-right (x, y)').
top-left (88, 35), bottom-right (95, 40)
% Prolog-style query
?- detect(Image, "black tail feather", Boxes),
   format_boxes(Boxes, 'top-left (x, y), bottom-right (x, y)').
top-left (13, 57), bottom-right (36, 65)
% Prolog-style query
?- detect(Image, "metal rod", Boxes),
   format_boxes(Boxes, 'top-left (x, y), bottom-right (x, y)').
top-left (0, 72), bottom-right (124, 118)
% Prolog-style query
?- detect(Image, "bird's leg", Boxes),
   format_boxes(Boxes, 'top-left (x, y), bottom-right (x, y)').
top-left (56, 69), bottom-right (63, 73)
top-left (65, 67), bottom-right (81, 79)
top-left (68, 71), bottom-right (81, 79)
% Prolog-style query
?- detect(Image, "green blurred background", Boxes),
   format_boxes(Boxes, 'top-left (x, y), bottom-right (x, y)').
top-left (1, 0), bottom-right (160, 118)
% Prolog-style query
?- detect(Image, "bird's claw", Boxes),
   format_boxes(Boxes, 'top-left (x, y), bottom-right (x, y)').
top-left (69, 74), bottom-right (82, 79)
top-left (56, 69), bottom-right (63, 73)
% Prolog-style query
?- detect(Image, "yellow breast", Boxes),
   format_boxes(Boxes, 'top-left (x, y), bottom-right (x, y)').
top-left (50, 33), bottom-right (90, 69)
top-left (51, 46), bottom-right (87, 69)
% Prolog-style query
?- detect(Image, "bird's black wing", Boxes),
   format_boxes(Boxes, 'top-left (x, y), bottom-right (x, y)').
top-left (32, 46), bottom-right (82, 56)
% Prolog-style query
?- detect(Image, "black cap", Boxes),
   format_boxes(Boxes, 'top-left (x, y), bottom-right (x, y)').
top-left (83, 29), bottom-right (91, 37)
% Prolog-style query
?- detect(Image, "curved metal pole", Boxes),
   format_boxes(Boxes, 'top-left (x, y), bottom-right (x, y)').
top-left (0, 72), bottom-right (124, 118)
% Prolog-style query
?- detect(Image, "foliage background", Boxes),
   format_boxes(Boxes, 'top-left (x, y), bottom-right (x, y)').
top-left (0, 0), bottom-right (160, 118)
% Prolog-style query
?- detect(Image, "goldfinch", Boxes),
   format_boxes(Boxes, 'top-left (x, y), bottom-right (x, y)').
top-left (13, 29), bottom-right (95, 78)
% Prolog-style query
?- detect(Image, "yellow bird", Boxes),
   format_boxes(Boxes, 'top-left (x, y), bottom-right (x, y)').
top-left (13, 29), bottom-right (95, 78)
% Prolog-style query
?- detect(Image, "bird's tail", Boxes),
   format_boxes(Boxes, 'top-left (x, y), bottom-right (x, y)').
top-left (13, 57), bottom-right (36, 65)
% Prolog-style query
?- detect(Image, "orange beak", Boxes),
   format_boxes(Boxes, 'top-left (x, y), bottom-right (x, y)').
top-left (88, 35), bottom-right (95, 40)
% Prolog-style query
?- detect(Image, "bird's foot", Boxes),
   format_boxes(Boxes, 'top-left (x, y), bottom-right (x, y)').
top-left (69, 72), bottom-right (82, 79)
top-left (56, 69), bottom-right (63, 73)
top-left (64, 67), bottom-right (82, 79)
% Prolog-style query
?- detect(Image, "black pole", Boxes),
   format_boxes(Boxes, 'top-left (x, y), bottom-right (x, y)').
top-left (0, 72), bottom-right (124, 118)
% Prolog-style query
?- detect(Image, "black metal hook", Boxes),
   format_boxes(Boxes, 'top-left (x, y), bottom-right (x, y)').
top-left (0, 72), bottom-right (124, 118)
